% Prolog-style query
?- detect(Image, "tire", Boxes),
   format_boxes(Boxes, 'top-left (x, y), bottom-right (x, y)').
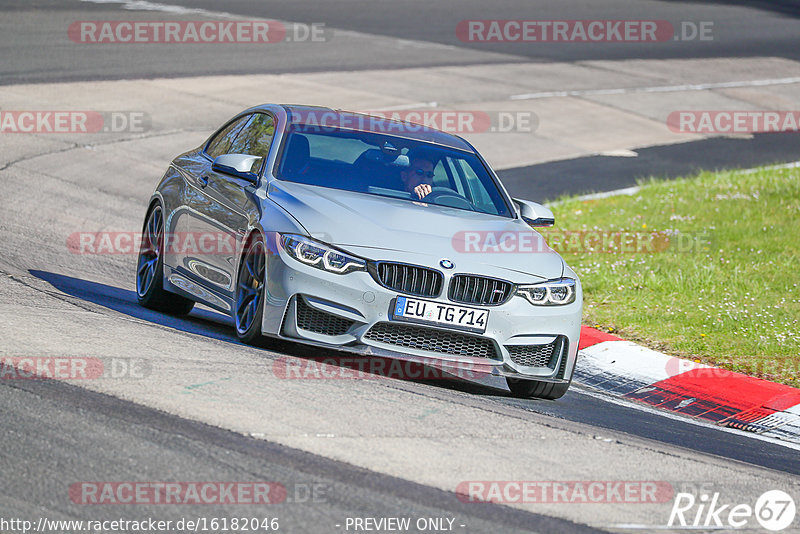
top-left (506, 377), bottom-right (572, 400)
top-left (234, 233), bottom-right (269, 346)
top-left (135, 203), bottom-right (195, 316)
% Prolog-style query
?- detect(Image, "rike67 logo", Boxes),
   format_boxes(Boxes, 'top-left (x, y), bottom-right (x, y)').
top-left (668, 489), bottom-right (796, 531)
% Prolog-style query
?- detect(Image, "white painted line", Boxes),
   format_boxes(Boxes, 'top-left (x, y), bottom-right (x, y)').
top-left (576, 186), bottom-right (640, 201)
top-left (605, 524), bottom-right (720, 530)
top-left (598, 149), bottom-right (639, 157)
top-left (80, 0), bottom-right (240, 18)
top-left (546, 186), bottom-right (641, 207)
top-left (546, 161), bottom-right (800, 207)
top-left (510, 76), bottom-right (800, 100)
top-left (576, 339), bottom-right (800, 445)
top-left (79, 0), bottom-right (467, 53)
top-left (573, 385), bottom-right (800, 452)
top-left (579, 340), bottom-right (707, 385)
top-left (368, 101), bottom-right (439, 112)
top-left (740, 160), bottom-right (800, 174)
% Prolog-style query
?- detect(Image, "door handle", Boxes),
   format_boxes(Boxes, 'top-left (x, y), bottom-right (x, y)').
top-left (199, 175), bottom-right (209, 188)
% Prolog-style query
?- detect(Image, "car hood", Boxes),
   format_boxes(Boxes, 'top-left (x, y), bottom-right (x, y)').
top-left (268, 181), bottom-right (564, 281)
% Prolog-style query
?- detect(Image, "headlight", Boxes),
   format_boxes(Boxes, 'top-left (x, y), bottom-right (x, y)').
top-left (279, 234), bottom-right (366, 274)
top-left (516, 277), bottom-right (576, 306)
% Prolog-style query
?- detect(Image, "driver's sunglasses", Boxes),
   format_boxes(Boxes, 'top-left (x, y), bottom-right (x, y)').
top-left (413, 168), bottom-right (435, 179)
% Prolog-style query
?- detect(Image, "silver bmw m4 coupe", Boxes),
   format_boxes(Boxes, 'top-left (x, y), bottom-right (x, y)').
top-left (136, 104), bottom-right (582, 399)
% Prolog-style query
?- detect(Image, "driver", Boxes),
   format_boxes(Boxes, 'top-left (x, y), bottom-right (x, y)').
top-left (400, 148), bottom-right (438, 200)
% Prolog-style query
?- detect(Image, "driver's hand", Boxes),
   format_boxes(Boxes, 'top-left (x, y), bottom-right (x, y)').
top-left (413, 184), bottom-right (432, 199)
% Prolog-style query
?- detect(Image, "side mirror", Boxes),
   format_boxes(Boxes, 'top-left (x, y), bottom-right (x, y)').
top-left (212, 153), bottom-right (261, 183)
top-left (513, 198), bottom-right (555, 227)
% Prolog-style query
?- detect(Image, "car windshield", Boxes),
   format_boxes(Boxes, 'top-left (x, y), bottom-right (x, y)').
top-left (275, 124), bottom-right (513, 218)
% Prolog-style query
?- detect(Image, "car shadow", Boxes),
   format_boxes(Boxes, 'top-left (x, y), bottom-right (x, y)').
top-left (29, 270), bottom-right (508, 397)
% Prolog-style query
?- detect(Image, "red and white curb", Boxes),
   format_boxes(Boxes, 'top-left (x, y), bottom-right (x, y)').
top-left (575, 326), bottom-right (800, 445)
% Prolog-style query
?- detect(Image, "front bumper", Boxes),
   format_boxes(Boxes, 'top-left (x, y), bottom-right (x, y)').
top-left (261, 242), bottom-right (582, 383)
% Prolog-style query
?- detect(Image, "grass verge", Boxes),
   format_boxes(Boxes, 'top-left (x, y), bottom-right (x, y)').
top-left (541, 165), bottom-right (800, 387)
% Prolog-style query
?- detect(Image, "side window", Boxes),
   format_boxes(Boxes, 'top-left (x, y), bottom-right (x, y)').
top-left (205, 115), bottom-right (251, 159)
top-left (431, 160), bottom-right (449, 189)
top-left (456, 159), bottom-right (498, 214)
top-left (443, 157), bottom-right (466, 196)
top-left (229, 113), bottom-right (276, 163)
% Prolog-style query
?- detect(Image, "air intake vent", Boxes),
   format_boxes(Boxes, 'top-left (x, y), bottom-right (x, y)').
top-left (296, 297), bottom-right (354, 336)
top-left (448, 274), bottom-right (513, 306)
top-left (506, 336), bottom-right (568, 371)
top-left (373, 262), bottom-right (442, 298)
top-left (364, 322), bottom-right (498, 359)
top-left (507, 342), bottom-right (557, 368)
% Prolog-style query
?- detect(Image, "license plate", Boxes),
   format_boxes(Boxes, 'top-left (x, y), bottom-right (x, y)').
top-left (392, 296), bottom-right (489, 333)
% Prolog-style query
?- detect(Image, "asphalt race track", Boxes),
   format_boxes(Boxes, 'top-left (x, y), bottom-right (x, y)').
top-left (1, 1), bottom-right (799, 533)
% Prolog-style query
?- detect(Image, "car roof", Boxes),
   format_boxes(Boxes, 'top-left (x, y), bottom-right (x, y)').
top-left (279, 104), bottom-right (474, 152)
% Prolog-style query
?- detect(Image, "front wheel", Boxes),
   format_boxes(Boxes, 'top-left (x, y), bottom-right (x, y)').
top-left (506, 377), bottom-right (571, 400)
top-left (136, 204), bottom-right (194, 315)
top-left (235, 234), bottom-right (269, 346)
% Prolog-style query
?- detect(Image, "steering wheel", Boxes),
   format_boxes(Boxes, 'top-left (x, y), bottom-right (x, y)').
top-left (423, 187), bottom-right (474, 210)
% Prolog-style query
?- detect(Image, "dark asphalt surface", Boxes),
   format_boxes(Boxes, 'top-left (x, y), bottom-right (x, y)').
top-left (152, 0), bottom-right (800, 61)
top-left (4, 0), bottom-right (799, 188)
top-left (32, 270), bottom-right (800, 477)
top-left (0, 375), bottom-right (603, 534)
top-left (2, 268), bottom-right (797, 533)
top-left (3, 0), bottom-right (800, 85)
top-left (499, 131), bottom-right (800, 201)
